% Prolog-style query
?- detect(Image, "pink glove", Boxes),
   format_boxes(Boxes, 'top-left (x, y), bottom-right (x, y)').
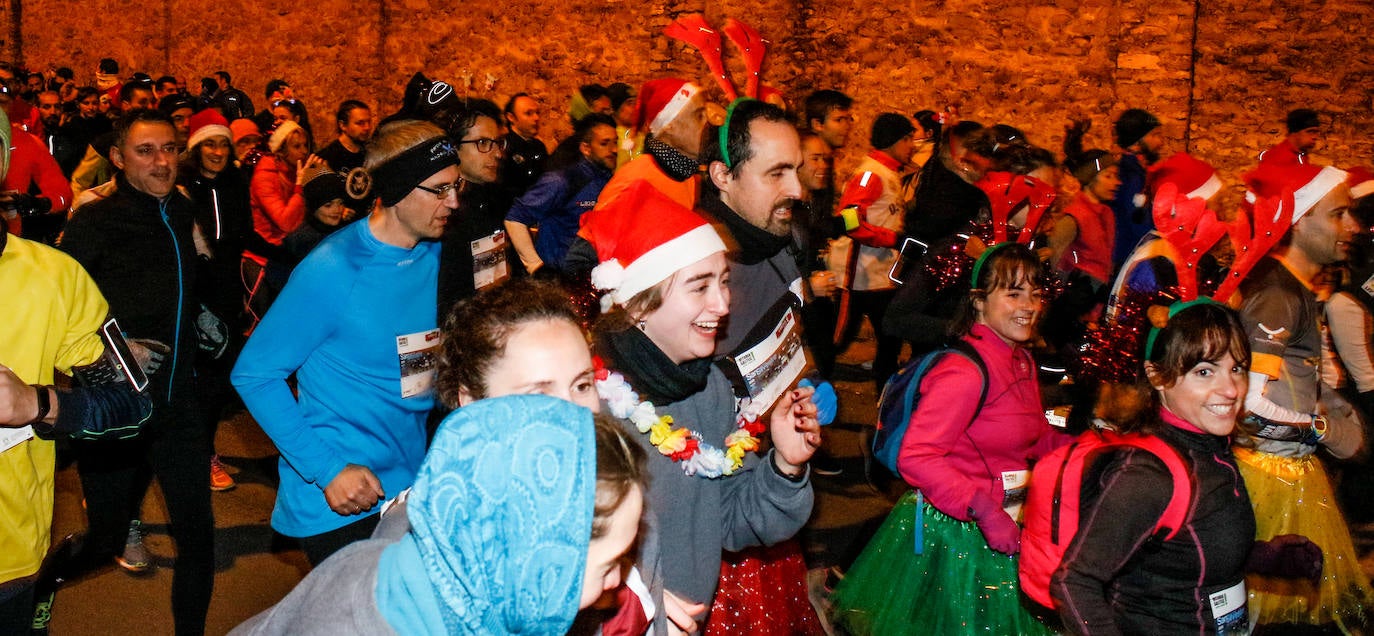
top-left (970, 491), bottom-right (1020, 555)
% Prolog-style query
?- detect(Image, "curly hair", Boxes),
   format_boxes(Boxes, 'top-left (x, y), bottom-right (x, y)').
top-left (435, 279), bottom-right (584, 408)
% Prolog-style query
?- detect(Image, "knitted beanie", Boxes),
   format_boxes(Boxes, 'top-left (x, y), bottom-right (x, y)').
top-left (870, 113), bottom-right (916, 150)
top-left (1114, 109), bottom-right (1160, 148)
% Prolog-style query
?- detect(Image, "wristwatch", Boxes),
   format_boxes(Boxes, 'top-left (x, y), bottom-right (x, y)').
top-left (1311, 414), bottom-right (1329, 442)
top-left (28, 385), bottom-right (51, 425)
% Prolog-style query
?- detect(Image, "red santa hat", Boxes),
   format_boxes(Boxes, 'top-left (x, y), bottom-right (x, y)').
top-left (1149, 152), bottom-right (1222, 201)
top-left (636, 78), bottom-right (701, 135)
top-left (580, 181), bottom-right (726, 309)
top-left (1347, 166), bottom-right (1374, 200)
top-left (186, 109), bottom-right (232, 152)
top-left (1244, 162), bottom-right (1349, 223)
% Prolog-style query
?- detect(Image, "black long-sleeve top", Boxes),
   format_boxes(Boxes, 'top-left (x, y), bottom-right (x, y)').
top-left (1052, 413), bottom-right (1255, 635)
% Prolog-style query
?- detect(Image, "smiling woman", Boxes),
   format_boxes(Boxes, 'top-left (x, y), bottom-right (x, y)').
top-left (1051, 300), bottom-right (1256, 635)
top-left (831, 242), bottom-right (1065, 636)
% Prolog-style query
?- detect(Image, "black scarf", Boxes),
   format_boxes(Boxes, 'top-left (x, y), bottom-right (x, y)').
top-left (595, 326), bottom-right (712, 405)
top-left (699, 195), bottom-right (793, 266)
top-left (645, 136), bottom-right (700, 182)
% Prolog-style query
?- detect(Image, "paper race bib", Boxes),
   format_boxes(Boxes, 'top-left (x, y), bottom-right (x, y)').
top-left (1209, 580), bottom-right (1247, 635)
top-left (0, 425), bottom-right (35, 455)
top-left (471, 230), bottom-right (510, 291)
top-left (397, 328), bottom-right (442, 398)
top-left (726, 306), bottom-right (807, 419)
top-left (1001, 469), bottom-right (1029, 523)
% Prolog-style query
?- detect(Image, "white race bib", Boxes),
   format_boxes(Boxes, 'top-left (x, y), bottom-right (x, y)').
top-left (1001, 469), bottom-right (1029, 522)
top-left (1210, 580), bottom-right (1247, 635)
top-left (471, 230), bottom-right (510, 291)
top-left (397, 328), bottom-right (442, 398)
top-left (728, 307), bottom-right (807, 419)
top-left (0, 425), bottom-right (35, 454)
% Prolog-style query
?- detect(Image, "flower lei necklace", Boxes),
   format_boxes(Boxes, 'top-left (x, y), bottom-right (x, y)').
top-left (595, 359), bottom-right (765, 479)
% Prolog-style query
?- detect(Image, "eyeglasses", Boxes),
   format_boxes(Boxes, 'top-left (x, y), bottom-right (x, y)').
top-left (457, 137), bottom-right (505, 154)
top-left (414, 181), bottom-right (464, 199)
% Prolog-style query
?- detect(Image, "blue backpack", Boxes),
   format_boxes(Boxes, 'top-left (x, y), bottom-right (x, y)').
top-left (872, 340), bottom-right (988, 477)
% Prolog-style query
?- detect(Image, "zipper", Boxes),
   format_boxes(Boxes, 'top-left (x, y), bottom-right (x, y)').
top-left (159, 198), bottom-right (184, 402)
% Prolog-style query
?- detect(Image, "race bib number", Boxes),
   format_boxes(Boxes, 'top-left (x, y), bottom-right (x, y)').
top-left (471, 230), bottom-right (510, 291)
top-left (0, 425), bottom-right (35, 455)
top-left (397, 328), bottom-right (442, 398)
top-left (727, 306), bottom-right (808, 419)
top-left (1209, 581), bottom-right (1247, 635)
top-left (1001, 469), bottom-right (1029, 523)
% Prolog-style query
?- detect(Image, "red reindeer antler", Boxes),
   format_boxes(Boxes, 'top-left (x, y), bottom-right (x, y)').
top-left (1151, 183), bottom-right (1228, 300)
top-left (1211, 190), bottom-right (1295, 302)
top-left (976, 172), bottom-right (1058, 244)
top-left (721, 19), bottom-right (767, 99)
top-left (665, 15), bottom-right (738, 100)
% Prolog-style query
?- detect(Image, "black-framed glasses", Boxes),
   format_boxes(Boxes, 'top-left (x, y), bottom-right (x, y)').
top-left (457, 137), bottom-right (505, 154)
top-left (414, 181), bottom-right (464, 199)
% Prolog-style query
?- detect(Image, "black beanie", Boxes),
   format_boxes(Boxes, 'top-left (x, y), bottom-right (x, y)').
top-left (1286, 108), bottom-right (1320, 133)
top-left (302, 170), bottom-right (348, 212)
top-left (1114, 108), bottom-right (1160, 148)
top-left (871, 113), bottom-right (916, 150)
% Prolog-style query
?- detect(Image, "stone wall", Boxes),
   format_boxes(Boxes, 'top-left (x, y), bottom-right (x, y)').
top-left (2, 0), bottom-right (1370, 185)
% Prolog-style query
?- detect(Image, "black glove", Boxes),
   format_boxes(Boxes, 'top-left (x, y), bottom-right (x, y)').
top-left (1246, 535), bottom-right (1323, 585)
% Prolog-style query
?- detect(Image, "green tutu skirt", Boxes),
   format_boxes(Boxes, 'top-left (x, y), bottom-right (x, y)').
top-left (831, 490), bottom-right (1056, 635)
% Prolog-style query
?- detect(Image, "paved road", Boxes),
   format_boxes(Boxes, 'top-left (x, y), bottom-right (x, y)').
top-left (44, 339), bottom-right (1374, 634)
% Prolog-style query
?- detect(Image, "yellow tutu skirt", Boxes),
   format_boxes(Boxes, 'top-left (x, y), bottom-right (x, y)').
top-left (1235, 447), bottom-right (1373, 632)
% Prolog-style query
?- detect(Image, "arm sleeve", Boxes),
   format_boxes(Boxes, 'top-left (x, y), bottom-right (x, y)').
top-left (1245, 372), bottom-right (1309, 425)
top-left (1046, 214), bottom-right (1078, 272)
top-left (718, 449), bottom-right (814, 551)
top-left (251, 168), bottom-right (306, 236)
top-left (881, 269), bottom-right (952, 347)
top-left (1327, 293), bottom-right (1374, 393)
top-left (894, 354), bottom-right (987, 520)
top-left (20, 133), bottom-right (74, 212)
top-left (505, 171), bottom-right (568, 226)
top-left (230, 262), bottom-right (349, 487)
top-left (837, 171), bottom-right (899, 249)
top-left (68, 145), bottom-right (106, 198)
top-left (1052, 450), bottom-right (1172, 636)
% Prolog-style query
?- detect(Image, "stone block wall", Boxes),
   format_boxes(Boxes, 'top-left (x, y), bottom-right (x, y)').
top-left (2, 0), bottom-right (1370, 188)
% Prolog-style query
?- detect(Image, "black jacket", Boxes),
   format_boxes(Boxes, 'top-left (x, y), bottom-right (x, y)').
top-left (60, 173), bottom-right (201, 401)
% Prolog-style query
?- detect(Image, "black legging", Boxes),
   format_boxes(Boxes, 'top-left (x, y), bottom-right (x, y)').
top-left (837, 288), bottom-right (902, 390)
top-left (73, 399), bottom-right (214, 636)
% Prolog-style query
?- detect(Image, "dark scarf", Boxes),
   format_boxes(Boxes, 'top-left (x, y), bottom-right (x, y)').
top-left (644, 136), bottom-right (699, 182)
top-left (595, 326), bottom-right (712, 405)
top-left (699, 195), bottom-right (793, 266)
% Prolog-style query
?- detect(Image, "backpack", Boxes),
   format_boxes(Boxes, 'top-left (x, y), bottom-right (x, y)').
top-left (1018, 429), bottom-right (1194, 609)
top-left (872, 340), bottom-right (987, 478)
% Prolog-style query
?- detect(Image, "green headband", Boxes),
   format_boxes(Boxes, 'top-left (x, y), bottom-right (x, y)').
top-left (970, 241), bottom-right (1016, 289)
top-left (1144, 297), bottom-right (1223, 361)
top-left (718, 97), bottom-right (757, 170)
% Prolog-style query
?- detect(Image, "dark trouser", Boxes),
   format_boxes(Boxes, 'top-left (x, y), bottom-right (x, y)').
top-left (802, 296), bottom-right (839, 380)
top-left (838, 289), bottom-right (902, 390)
top-left (0, 578), bottom-right (35, 635)
top-left (73, 400), bottom-right (214, 636)
top-left (298, 514), bottom-right (382, 567)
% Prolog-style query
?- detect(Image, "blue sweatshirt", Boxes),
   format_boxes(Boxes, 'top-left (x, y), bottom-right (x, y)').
top-left (232, 218), bottom-right (439, 537)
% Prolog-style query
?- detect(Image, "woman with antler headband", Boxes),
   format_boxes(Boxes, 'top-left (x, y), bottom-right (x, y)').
top-left (833, 243), bottom-right (1064, 636)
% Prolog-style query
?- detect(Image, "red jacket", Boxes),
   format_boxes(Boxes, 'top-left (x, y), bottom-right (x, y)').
top-left (247, 154), bottom-right (305, 262)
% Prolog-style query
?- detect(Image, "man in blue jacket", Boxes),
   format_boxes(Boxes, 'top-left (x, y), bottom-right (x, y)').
top-left (505, 113), bottom-right (617, 274)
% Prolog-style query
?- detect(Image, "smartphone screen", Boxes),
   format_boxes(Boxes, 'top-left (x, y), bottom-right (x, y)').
top-left (100, 318), bottom-right (149, 392)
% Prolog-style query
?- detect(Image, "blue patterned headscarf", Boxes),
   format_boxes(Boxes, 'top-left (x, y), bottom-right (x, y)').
top-left (375, 395), bottom-right (596, 634)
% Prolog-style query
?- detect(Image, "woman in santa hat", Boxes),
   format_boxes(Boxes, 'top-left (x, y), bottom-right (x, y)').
top-left (580, 179), bottom-right (821, 632)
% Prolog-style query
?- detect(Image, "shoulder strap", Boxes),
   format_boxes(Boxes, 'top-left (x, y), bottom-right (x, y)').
top-left (945, 340), bottom-right (990, 429)
top-left (1103, 432), bottom-right (1195, 542)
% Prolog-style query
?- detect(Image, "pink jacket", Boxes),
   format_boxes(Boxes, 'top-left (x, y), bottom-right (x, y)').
top-left (896, 323), bottom-right (1070, 520)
